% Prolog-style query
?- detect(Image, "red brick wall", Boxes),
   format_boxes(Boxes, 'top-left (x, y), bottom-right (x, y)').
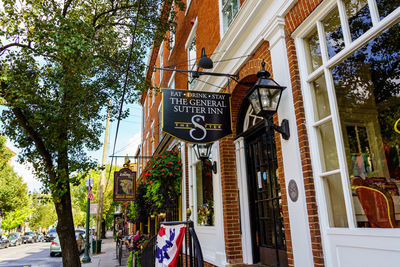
top-left (218, 40), bottom-right (294, 265)
top-left (285, 1), bottom-right (325, 266)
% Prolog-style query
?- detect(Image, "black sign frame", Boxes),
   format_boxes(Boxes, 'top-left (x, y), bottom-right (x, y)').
top-left (113, 168), bottom-right (136, 201)
top-left (162, 89), bottom-right (232, 144)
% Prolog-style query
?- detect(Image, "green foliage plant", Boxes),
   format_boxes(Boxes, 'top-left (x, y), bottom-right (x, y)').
top-left (138, 150), bottom-right (182, 213)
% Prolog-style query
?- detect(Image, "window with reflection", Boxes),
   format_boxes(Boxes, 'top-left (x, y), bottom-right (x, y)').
top-left (301, 0), bottom-right (400, 228)
top-left (221, 0), bottom-right (240, 34)
top-left (196, 160), bottom-right (214, 226)
top-left (332, 22), bottom-right (400, 227)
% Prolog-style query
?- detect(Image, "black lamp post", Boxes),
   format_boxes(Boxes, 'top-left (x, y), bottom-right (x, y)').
top-left (246, 60), bottom-right (290, 140)
top-left (193, 143), bottom-right (217, 174)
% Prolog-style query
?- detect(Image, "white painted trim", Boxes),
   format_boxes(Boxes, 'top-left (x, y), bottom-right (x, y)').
top-left (267, 20), bottom-right (314, 267)
top-left (234, 137), bottom-right (253, 264)
top-left (185, 0), bottom-right (192, 16)
top-left (186, 142), bottom-right (227, 266)
top-left (168, 70), bottom-right (176, 89)
top-left (295, 35), bottom-right (333, 266)
top-left (185, 18), bottom-right (198, 50)
top-left (293, 2), bottom-right (400, 266)
top-left (181, 141), bottom-right (187, 220)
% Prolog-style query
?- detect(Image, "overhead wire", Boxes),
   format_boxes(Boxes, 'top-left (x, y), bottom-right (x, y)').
top-left (105, 0), bottom-right (143, 192)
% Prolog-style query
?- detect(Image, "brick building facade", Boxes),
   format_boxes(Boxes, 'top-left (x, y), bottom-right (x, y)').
top-left (139, 0), bottom-right (400, 266)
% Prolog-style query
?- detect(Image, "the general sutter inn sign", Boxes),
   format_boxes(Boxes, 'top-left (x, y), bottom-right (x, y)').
top-left (162, 89), bottom-right (232, 143)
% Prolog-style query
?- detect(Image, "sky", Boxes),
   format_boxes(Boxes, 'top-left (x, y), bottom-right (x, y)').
top-left (2, 103), bottom-right (142, 192)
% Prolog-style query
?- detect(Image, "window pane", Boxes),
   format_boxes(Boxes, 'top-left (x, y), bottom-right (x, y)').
top-left (323, 173), bottom-right (348, 227)
top-left (323, 7), bottom-right (344, 58)
top-left (311, 74), bottom-right (331, 121)
top-left (305, 27), bottom-right (322, 72)
top-left (222, 0), bottom-right (240, 33)
top-left (345, 0), bottom-right (372, 40)
top-left (332, 22), bottom-right (400, 228)
top-left (376, 0), bottom-right (400, 20)
top-left (316, 122), bottom-right (340, 172)
top-left (196, 161), bottom-right (214, 226)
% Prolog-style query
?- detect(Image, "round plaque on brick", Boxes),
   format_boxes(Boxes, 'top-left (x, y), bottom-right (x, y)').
top-left (288, 179), bottom-right (299, 202)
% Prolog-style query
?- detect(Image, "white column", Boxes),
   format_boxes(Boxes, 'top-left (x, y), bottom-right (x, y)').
top-left (234, 137), bottom-right (253, 264)
top-left (263, 17), bottom-right (314, 267)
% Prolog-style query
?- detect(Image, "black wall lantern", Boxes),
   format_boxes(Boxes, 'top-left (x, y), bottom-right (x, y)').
top-left (193, 143), bottom-right (217, 174)
top-left (246, 60), bottom-right (290, 140)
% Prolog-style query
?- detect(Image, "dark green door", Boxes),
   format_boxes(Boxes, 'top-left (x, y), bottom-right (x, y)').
top-left (245, 127), bottom-right (288, 267)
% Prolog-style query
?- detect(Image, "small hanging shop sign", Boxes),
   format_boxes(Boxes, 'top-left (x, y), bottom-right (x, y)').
top-left (113, 168), bottom-right (136, 201)
top-left (162, 89), bottom-right (232, 143)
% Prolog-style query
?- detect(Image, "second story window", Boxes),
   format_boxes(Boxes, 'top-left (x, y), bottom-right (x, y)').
top-left (158, 103), bottom-right (163, 143)
top-left (187, 34), bottom-right (196, 90)
top-left (159, 42), bottom-right (164, 85)
top-left (221, 0), bottom-right (240, 34)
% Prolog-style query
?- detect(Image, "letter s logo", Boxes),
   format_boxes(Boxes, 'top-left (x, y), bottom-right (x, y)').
top-left (190, 115), bottom-right (207, 141)
top-left (395, 118), bottom-right (400, 135)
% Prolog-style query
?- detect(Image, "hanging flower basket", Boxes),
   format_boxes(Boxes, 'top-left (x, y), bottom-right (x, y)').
top-left (137, 150), bottom-right (182, 213)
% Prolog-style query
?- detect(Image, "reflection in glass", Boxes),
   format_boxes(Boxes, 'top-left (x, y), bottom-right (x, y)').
top-left (222, 0), bottom-right (240, 33)
top-left (376, 0), bottom-right (400, 20)
top-left (323, 7), bottom-right (344, 58)
top-left (323, 173), bottom-right (348, 227)
top-left (316, 122), bottom-right (339, 172)
top-left (345, 0), bottom-right (372, 40)
top-left (305, 27), bottom-right (322, 72)
top-left (332, 22), bottom-right (400, 228)
top-left (311, 74), bottom-right (331, 121)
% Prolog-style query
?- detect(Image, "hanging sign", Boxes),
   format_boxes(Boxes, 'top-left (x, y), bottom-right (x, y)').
top-left (162, 89), bottom-right (232, 143)
top-left (113, 168), bottom-right (136, 201)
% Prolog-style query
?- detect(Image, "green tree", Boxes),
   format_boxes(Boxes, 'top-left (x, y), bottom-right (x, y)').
top-left (71, 164), bottom-right (121, 233)
top-left (0, 135), bottom-right (29, 217)
top-left (29, 193), bottom-right (57, 231)
top-left (1, 206), bottom-right (32, 231)
top-left (0, 1), bottom-right (182, 265)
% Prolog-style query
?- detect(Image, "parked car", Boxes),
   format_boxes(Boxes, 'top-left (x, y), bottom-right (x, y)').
top-left (22, 232), bottom-right (38, 244)
top-left (0, 235), bottom-right (10, 249)
top-left (35, 232), bottom-right (45, 242)
top-left (45, 229), bottom-right (57, 242)
top-left (49, 235), bottom-right (61, 257)
top-left (8, 233), bottom-right (22, 246)
top-left (49, 232), bottom-right (85, 257)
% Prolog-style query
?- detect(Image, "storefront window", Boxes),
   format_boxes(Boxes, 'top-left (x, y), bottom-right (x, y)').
top-left (196, 160), bottom-right (214, 226)
top-left (332, 22), bottom-right (400, 227)
top-left (323, 7), bottom-right (344, 58)
top-left (305, 27), bottom-right (322, 72)
top-left (299, 0), bottom-right (400, 228)
top-left (311, 74), bottom-right (330, 121)
top-left (377, 0), bottom-right (400, 20)
top-left (345, 0), bottom-right (372, 41)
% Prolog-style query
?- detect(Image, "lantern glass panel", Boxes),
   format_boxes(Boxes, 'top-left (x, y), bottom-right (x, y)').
top-left (259, 87), bottom-right (281, 112)
top-left (249, 89), bottom-right (262, 114)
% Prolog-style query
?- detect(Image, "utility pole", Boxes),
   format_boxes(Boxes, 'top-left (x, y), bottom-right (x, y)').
top-left (96, 100), bottom-right (112, 242)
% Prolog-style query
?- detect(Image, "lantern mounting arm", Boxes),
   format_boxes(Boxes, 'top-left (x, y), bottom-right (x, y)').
top-left (153, 66), bottom-right (239, 83)
top-left (266, 117), bottom-right (290, 140)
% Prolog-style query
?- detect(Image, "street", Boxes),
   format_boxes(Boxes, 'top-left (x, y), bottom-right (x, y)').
top-left (0, 242), bottom-right (63, 267)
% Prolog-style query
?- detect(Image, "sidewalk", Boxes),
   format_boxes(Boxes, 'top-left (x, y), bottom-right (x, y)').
top-left (82, 231), bottom-right (130, 267)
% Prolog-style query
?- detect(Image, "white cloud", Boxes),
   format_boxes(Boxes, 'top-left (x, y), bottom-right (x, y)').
top-left (114, 132), bottom-right (141, 158)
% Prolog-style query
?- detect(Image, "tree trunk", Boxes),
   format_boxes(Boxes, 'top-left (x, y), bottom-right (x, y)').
top-left (55, 180), bottom-right (81, 267)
